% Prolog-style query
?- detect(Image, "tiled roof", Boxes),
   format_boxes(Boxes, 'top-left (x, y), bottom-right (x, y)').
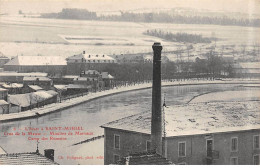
top-left (5, 56), bottom-right (67, 66)
top-left (0, 152), bottom-right (58, 165)
top-left (101, 101), bottom-right (260, 137)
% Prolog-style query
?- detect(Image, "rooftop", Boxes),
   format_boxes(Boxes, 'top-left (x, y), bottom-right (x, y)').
top-left (0, 88), bottom-right (8, 92)
top-left (101, 72), bottom-right (114, 79)
top-left (0, 100), bottom-right (8, 105)
top-left (28, 85), bottom-right (43, 91)
top-left (67, 53), bottom-right (115, 62)
top-left (116, 151), bottom-right (172, 165)
top-left (2, 83), bottom-right (23, 88)
top-left (9, 90), bottom-right (58, 107)
top-left (102, 100), bottom-right (260, 137)
top-left (23, 76), bottom-right (51, 82)
top-left (0, 152), bottom-right (58, 165)
top-left (4, 56), bottom-right (67, 66)
top-left (0, 146), bottom-right (6, 155)
top-left (0, 72), bottom-right (47, 77)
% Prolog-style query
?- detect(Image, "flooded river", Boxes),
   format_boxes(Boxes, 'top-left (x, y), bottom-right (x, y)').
top-left (0, 84), bottom-right (256, 164)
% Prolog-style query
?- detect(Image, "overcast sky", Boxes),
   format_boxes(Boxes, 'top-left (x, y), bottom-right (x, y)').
top-left (1, 0), bottom-right (259, 15)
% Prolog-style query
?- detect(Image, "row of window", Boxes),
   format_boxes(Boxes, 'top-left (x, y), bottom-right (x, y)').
top-left (230, 155), bottom-right (259, 165)
top-left (113, 134), bottom-right (260, 164)
top-left (74, 59), bottom-right (115, 63)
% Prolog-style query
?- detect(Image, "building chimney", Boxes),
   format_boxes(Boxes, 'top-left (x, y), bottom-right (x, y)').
top-left (44, 149), bottom-right (54, 161)
top-left (151, 42), bottom-right (163, 154)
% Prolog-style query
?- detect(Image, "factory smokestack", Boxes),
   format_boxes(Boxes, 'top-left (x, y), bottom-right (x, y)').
top-left (151, 42), bottom-right (163, 154)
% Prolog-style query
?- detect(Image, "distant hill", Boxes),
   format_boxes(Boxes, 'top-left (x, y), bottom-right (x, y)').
top-left (40, 8), bottom-right (260, 27)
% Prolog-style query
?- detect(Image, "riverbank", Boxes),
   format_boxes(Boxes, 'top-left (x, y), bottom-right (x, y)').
top-left (1, 78), bottom-right (260, 123)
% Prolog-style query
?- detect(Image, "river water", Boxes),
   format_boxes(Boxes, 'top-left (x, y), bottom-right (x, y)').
top-left (0, 84), bottom-right (256, 164)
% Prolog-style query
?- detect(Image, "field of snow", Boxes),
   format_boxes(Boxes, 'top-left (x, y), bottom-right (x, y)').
top-left (189, 89), bottom-right (260, 103)
top-left (0, 15), bottom-right (259, 57)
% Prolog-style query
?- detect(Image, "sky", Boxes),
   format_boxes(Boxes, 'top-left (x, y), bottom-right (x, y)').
top-left (0, 0), bottom-right (259, 15)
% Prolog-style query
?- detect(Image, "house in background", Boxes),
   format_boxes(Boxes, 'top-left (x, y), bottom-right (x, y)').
top-left (8, 90), bottom-right (58, 112)
top-left (0, 146), bottom-right (58, 165)
top-left (0, 100), bottom-right (9, 114)
top-left (66, 51), bottom-right (116, 75)
top-left (0, 72), bottom-right (47, 83)
top-left (101, 72), bottom-right (114, 89)
top-left (0, 52), bottom-right (10, 68)
top-left (0, 88), bottom-right (8, 101)
top-left (1, 83), bottom-right (23, 94)
top-left (23, 76), bottom-right (53, 90)
top-left (3, 56), bottom-right (67, 76)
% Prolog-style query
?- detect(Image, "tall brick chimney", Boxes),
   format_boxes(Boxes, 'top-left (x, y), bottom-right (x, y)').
top-left (151, 42), bottom-right (163, 154)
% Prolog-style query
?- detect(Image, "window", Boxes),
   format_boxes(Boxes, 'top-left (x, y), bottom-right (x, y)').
top-left (231, 137), bottom-right (238, 152)
top-left (178, 142), bottom-right (186, 157)
top-left (230, 157), bottom-right (238, 165)
top-left (254, 135), bottom-right (260, 149)
top-left (146, 141), bottom-right (151, 151)
top-left (254, 155), bottom-right (260, 165)
top-left (114, 135), bottom-right (120, 149)
top-left (206, 139), bottom-right (213, 157)
top-left (114, 154), bottom-right (120, 163)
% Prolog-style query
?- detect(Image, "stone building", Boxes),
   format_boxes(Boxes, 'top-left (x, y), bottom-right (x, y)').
top-left (101, 101), bottom-right (260, 165)
top-left (3, 56), bottom-right (67, 76)
top-left (66, 51), bottom-right (116, 75)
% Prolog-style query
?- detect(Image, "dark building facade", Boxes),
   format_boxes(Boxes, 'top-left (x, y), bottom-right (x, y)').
top-left (101, 101), bottom-right (260, 165)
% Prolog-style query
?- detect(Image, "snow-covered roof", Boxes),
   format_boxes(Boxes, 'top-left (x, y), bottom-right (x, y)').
top-left (0, 72), bottom-right (47, 77)
top-left (74, 77), bottom-right (98, 81)
top-left (67, 84), bottom-right (91, 89)
top-left (0, 152), bottom-right (58, 165)
top-left (239, 62), bottom-right (260, 69)
top-left (28, 85), bottom-right (43, 91)
top-left (5, 56), bottom-right (67, 66)
top-left (82, 70), bottom-right (100, 75)
top-left (101, 72), bottom-right (114, 79)
top-left (67, 53), bottom-right (115, 62)
top-left (62, 75), bottom-right (78, 79)
top-left (23, 76), bottom-right (51, 81)
top-left (54, 85), bottom-right (68, 91)
top-left (0, 146), bottom-right (6, 155)
top-left (0, 88), bottom-right (8, 92)
top-left (0, 100), bottom-right (8, 105)
top-left (45, 90), bottom-right (58, 96)
top-left (2, 83), bottom-right (23, 88)
top-left (101, 101), bottom-right (260, 137)
top-left (9, 91), bottom-right (57, 107)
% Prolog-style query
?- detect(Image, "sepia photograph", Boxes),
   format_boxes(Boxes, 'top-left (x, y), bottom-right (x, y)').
top-left (0, 0), bottom-right (259, 165)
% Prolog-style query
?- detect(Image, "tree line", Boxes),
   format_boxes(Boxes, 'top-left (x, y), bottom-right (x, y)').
top-left (144, 29), bottom-right (214, 43)
top-left (40, 8), bottom-right (260, 27)
top-left (97, 55), bottom-right (234, 83)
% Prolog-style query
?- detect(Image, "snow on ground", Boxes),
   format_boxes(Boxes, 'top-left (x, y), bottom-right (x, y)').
top-left (189, 90), bottom-right (260, 103)
top-left (1, 79), bottom-right (260, 122)
top-left (102, 101), bottom-right (260, 137)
